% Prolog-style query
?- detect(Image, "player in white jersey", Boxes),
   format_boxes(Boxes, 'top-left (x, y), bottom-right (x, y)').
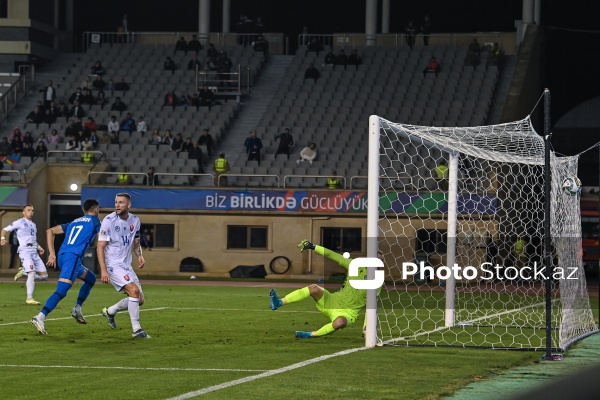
top-left (1, 204), bottom-right (48, 304)
top-left (97, 192), bottom-right (150, 338)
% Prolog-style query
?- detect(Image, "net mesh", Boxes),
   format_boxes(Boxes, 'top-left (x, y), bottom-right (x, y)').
top-left (375, 116), bottom-right (597, 350)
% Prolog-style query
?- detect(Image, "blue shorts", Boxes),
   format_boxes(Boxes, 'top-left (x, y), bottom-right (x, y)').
top-left (58, 252), bottom-right (86, 282)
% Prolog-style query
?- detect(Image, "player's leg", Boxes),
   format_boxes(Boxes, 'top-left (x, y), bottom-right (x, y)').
top-left (296, 310), bottom-right (357, 338)
top-left (20, 255), bottom-right (41, 304)
top-left (71, 266), bottom-right (96, 324)
top-left (270, 284), bottom-right (324, 310)
top-left (122, 272), bottom-right (150, 338)
top-left (33, 254), bottom-right (48, 281)
top-left (102, 265), bottom-right (131, 329)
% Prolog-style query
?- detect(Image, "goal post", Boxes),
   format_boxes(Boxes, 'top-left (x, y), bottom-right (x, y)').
top-left (366, 114), bottom-right (598, 350)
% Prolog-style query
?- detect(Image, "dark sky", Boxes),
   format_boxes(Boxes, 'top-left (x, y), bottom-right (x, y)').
top-left (73, 0), bottom-right (599, 126)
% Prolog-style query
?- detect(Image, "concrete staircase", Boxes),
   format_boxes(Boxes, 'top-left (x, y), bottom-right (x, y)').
top-left (215, 55), bottom-right (293, 166)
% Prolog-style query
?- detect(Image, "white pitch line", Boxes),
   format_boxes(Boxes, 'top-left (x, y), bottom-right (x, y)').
top-left (0, 364), bottom-right (267, 373)
top-left (176, 307), bottom-right (320, 314)
top-left (165, 346), bottom-right (369, 400)
top-left (0, 307), bottom-right (169, 327)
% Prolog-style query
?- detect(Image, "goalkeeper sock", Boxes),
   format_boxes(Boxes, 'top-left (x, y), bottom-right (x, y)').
top-left (313, 322), bottom-right (336, 337)
top-left (283, 287), bottom-right (310, 304)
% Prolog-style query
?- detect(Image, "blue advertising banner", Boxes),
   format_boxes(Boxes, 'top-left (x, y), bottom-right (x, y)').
top-left (82, 188), bottom-right (497, 215)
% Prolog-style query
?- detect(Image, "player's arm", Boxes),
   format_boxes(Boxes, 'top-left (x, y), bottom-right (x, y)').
top-left (45, 225), bottom-right (64, 268)
top-left (297, 239), bottom-right (351, 268)
top-left (97, 240), bottom-right (110, 284)
top-left (0, 228), bottom-right (8, 246)
top-left (132, 237), bottom-right (145, 269)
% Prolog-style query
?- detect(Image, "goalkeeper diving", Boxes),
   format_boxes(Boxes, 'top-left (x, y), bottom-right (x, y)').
top-left (269, 239), bottom-right (383, 338)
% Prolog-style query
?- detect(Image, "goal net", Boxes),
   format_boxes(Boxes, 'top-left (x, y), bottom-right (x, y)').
top-left (369, 115), bottom-right (598, 350)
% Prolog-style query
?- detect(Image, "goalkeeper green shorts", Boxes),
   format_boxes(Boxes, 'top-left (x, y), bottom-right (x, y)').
top-left (315, 290), bottom-right (360, 325)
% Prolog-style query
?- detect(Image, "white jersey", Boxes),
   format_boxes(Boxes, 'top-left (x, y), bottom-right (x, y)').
top-left (98, 212), bottom-right (140, 268)
top-left (3, 218), bottom-right (39, 255)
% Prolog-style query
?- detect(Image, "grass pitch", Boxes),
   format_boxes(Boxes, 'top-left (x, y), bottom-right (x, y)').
top-left (0, 281), bottom-right (546, 399)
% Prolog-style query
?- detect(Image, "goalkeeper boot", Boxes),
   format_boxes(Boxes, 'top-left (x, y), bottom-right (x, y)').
top-left (71, 306), bottom-right (87, 324)
top-left (297, 239), bottom-right (315, 253)
top-left (102, 307), bottom-right (117, 330)
top-left (31, 316), bottom-right (47, 335)
top-left (269, 288), bottom-right (283, 310)
top-left (14, 267), bottom-right (25, 281)
top-left (26, 298), bottom-right (40, 305)
top-left (295, 331), bottom-right (313, 339)
top-left (132, 329), bottom-right (151, 339)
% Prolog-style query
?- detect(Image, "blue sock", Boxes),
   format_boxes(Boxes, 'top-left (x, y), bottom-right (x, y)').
top-left (76, 271), bottom-right (96, 306)
top-left (41, 281), bottom-right (72, 316)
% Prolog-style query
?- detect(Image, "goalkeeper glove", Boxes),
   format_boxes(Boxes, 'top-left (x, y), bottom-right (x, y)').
top-left (297, 239), bottom-right (315, 253)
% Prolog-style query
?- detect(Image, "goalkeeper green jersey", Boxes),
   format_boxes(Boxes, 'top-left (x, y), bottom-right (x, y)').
top-left (315, 245), bottom-right (380, 310)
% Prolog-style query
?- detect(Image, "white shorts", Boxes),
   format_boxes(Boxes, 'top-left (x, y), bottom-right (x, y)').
top-left (20, 252), bottom-right (47, 274)
top-left (107, 263), bottom-right (142, 293)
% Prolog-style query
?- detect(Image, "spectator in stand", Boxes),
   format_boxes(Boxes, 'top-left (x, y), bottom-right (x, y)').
top-left (120, 113), bottom-right (136, 135)
top-left (304, 63), bottom-right (320, 82)
top-left (149, 129), bottom-right (161, 146)
top-left (275, 127), bottom-right (294, 159)
top-left (57, 102), bottom-right (69, 121)
top-left (47, 101), bottom-right (59, 121)
top-left (81, 76), bottom-right (92, 90)
top-left (187, 34), bottom-right (203, 56)
top-left (84, 117), bottom-right (97, 135)
top-left (23, 131), bottom-right (34, 146)
top-left (69, 101), bottom-right (85, 119)
top-left (91, 61), bottom-right (105, 76)
top-left (26, 105), bottom-right (45, 126)
top-left (307, 38), bottom-right (324, 56)
top-left (188, 92), bottom-right (201, 110)
top-left (434, 160), bottom-right (449, 190)
top-left (110, 97), bottom-right (127, 113)
top-left (35, 141), bottom-right (48, 160)
top-left (420, 14), bottom-right (432, 46)
top-left (143, 166), bottom-right (159, 186)
top-left (216, 52), bottom-right (233, 88)
top-left (109, 131), bottom-right (120, 145)
top-left (164, 57), bottom-right (176, 74)
top-left (64, 120), bottom-right (77, 139)
top-left (188, 141), bottom-right (205, 173)
top-left (161, 130), bottom-right (174, 147)
top-left (334, 49), bottom-right (348, 69)
top-left (10, 127), bottom-right (24, 142)
top-left (323, 49), bottom-right (336, 67)
top-left (0, 137), bottom-right (12, 155)
top-left (176, 95), bottom-right (189, 110)
top-left (96, 90), bottom-right (107, 109)
top-left (207, 43), bottom-right (218, 63)
top-left (80, 137), bottom-right (94, 163)
top-left (92, 75), bottom-right (106, 90)
top-left (107, 115), bottom-right (120, 135)
top-left (297, 143), bottom-right (317, 165)
top-left (81, 88), bottom-right (94, 105)
top-left (48, 129), bottom-right (60, 145)
top-left (69, 88), bottom-right (83, 105)
top-left (464, 49), bottom-right (480, 68)
top-left (469, 38), bottom-right (481, 58)
top-left (487, 43), bottom-right (505, 68)
top-left (198, 85), bottom-right (218, 110)
top-left (188, 56), bottom-right (202, 71)
top-left (136, 116), bottom-right (147, 135)
top-left (404, 21), bottom-right (417, 50)
top-left (39, 80), bottom-right (56, 109)
top-left (198, 128), bottom-right (214, 157)
top-left (10, 135), bottom-right (22, 158)
top-left (106, 79), bottom-right (115, 96)
top-left (170, 133), bottom-right (184, 154)
top-left (244, 130), bottom-right (263, 165)
top-left (174, 36), bottom-right (187, 55)
top-left (181, 137), bottom-right (194, 154)
top-left (423, 56), bottom-right (441, 78)
top-left (65, 137), bottom-right (77, 151)
top-left (44, 108), bottom-right (56, 126)
top-left (327, 170), bottom-right (340, 189)
top-left (37, 132), bottom-right (49, 146)
top-left (114, 77), bottom-right (129, 92)
top-left (89, 131), bottom-right (99, 149)
top-left (348, 49), bottom-right (362, 69)
top-left (163, 89), bottom-right (178, 110)
top-left (253, 35), bottom-right (269, 57)
top-left (21, 142), bottom-right (35, 158)
top-left (99, 131), bottom-right (111, 145)
top-left (299, 26), bottom-right (310, 46)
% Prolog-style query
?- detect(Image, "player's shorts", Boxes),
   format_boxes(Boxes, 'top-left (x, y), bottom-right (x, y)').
top-left (315, 289), bottom-right (359, 326)
top-left (19, 252), bottom-right (47, 274)
top-left (107, 263), bottom-right (142, 293)
top-left (57, 252), bottom-right (87, 282)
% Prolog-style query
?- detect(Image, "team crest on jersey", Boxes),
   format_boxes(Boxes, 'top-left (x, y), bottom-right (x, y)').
top-left (115, 226), bottom-right (120, 232)
top-left (130, 224), bottom-right (134, 231)
top-left (101, 230), bottom-right (106, 236)
top-left (123, 274), bottom-right (131, 281)
top-left (27, 265), bottom-right (33, 270)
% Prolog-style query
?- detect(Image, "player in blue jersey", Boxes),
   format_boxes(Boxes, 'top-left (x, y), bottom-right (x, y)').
top-left (31, 199), bottom-right (101, 335)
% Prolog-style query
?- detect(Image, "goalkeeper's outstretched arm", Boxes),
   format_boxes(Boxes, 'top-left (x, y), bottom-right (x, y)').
top-left (298, 239), bottom-right (351, 269)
